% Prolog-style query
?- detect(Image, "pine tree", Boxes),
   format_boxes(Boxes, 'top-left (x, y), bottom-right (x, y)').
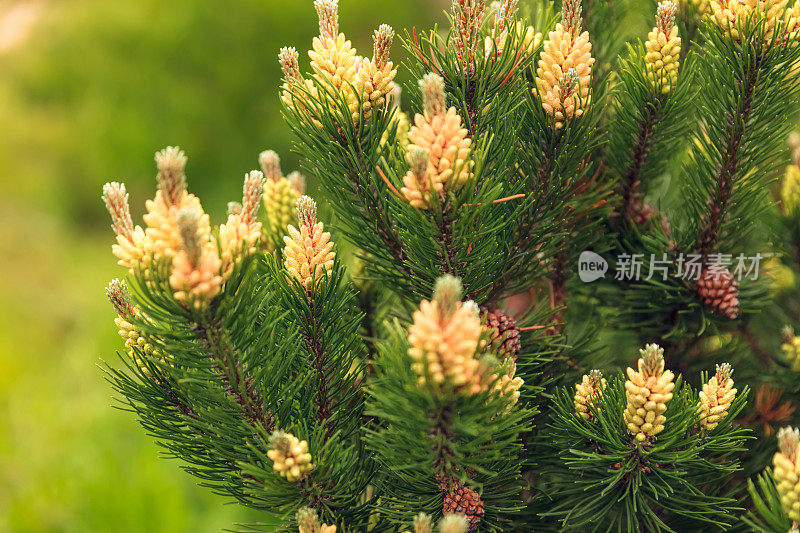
top-left (98, 0), bottom-right (800, 531)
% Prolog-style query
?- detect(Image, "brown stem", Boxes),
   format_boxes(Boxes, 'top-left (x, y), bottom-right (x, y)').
top-left (156, 378), bottom-right (196, 419)
top-left (621, 96), bottom-right (664, 220)
top-left (698, 52), bottom-right (763, 256)
top-left (302, 294), bottom-right (333, 438)
top-left (434, 202), bottom-right (463, 282)
top-left (465, 81), bottom-right (480, 138)
top-left (196, 319), bottom-right (274, 431)
top-left (430, 404), bottom-right (458, 487)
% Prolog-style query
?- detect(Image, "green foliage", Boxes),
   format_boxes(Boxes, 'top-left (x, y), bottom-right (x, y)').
top-left (743, 469), bottom-right (794, 533)
top-left (82, 1), bottom-right (800, 532)
top-left (541, 375), bottom-right (749, 531)
top-left (0, 1), bottom-right (440, 530)
top-left (679, 16), bottom-right (800, 255)
top-left (365, 323), bottom-right (533, 531)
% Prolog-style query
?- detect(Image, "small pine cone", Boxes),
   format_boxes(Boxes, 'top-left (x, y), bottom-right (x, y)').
top-left (308, 0), bottom-right (360, 123)
top-left (624, 343), bottom-right (675, 442)
top-left (645, 2), bottom-right (681, 94)
top-left (773, 426), bottom-right (800, 521)
top-left (698, 363), bottom-right (737, 430)
top-left (407, 276), bottom-right (485, 394)
top-left (574, 369), bottom-right (606, 422)
top-left (493, 359), bottom-right (524, 408)
top-left (264, 177), bottom-right (301, 234)
top-left (268, 431), bottom-right (314, 482)
top-left (628, 198), bottom-right (656, 226)
top-left (442, 484), bottom-right (485, 531)
top-left (482, 307), bottom-right (521, 359)
top-left (781, 326), bottom-right (800, 371)
top-left (696, 265), bottom-right (739, 319)
top-left (401, 73), bottom-right (473, 209)
top-left (535, 20), bottom-right (595, 129)
top-left (102, 182), bottom-right (149, 272)
top-left (353, 24), bottom-right (397, 122)
top-left (283, 196), bottom-right (335, 290)
top-left (168, 208), bottom-right (222, 307)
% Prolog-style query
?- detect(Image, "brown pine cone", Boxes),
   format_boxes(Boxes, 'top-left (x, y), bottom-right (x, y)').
top-left (696, 266), bottom-right (739, 319)
top-left (443, 483), bottom-right (485, 531)
top-left (482, 307), bottom-right (521, 360)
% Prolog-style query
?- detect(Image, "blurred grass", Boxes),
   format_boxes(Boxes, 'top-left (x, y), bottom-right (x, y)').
top-left (0, 0), bottom-right (441, 531)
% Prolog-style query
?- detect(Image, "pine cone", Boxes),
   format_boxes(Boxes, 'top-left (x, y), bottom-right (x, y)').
top-left (535, 8), bottom-right (595, 130)
top-left (645, 2), bottom-right (681, 94)
top-left (268, 431), bottom-right (314, 482)
top-left (283, 196), bottom-right (336, 291)
top-left (698, 363), bottom-right (737, 430)
top-left (773, 426), bottom-right (800, 521)
top-left (401, 77), bottom-right (472, 208)
top-left (629, 200), bottom-right (655, 226)
top-left (443, 484), bottom-right (484, 531)
top-left (624, 344), bottom-right (674, 442)
top-left (696, 266), bottom-right (739, 319)
top-left (483, 308), bottom-right (521, 360)
top-left (574, 369), bottom-right (606, 422)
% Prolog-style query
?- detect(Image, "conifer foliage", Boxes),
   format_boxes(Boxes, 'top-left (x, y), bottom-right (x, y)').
top-left (99, 0), bottom-right (800, 531)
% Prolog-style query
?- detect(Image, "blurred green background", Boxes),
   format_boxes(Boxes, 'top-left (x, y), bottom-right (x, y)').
top-left (0, 0), bottom-right (443, 531)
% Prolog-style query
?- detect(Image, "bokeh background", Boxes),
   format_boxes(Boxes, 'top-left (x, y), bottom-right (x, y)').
top-left (0, 1), bottom-right (444, 530)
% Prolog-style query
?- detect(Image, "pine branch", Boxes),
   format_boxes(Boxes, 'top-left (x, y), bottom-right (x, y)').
top-left (697, 50), bottom-right (762, 257)
top-left (621, 94), bottom-right (664, 219)
top-left (303, 294), bottom-right (334, 435)
top-left (195, 315), bottom-right (273, 430)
